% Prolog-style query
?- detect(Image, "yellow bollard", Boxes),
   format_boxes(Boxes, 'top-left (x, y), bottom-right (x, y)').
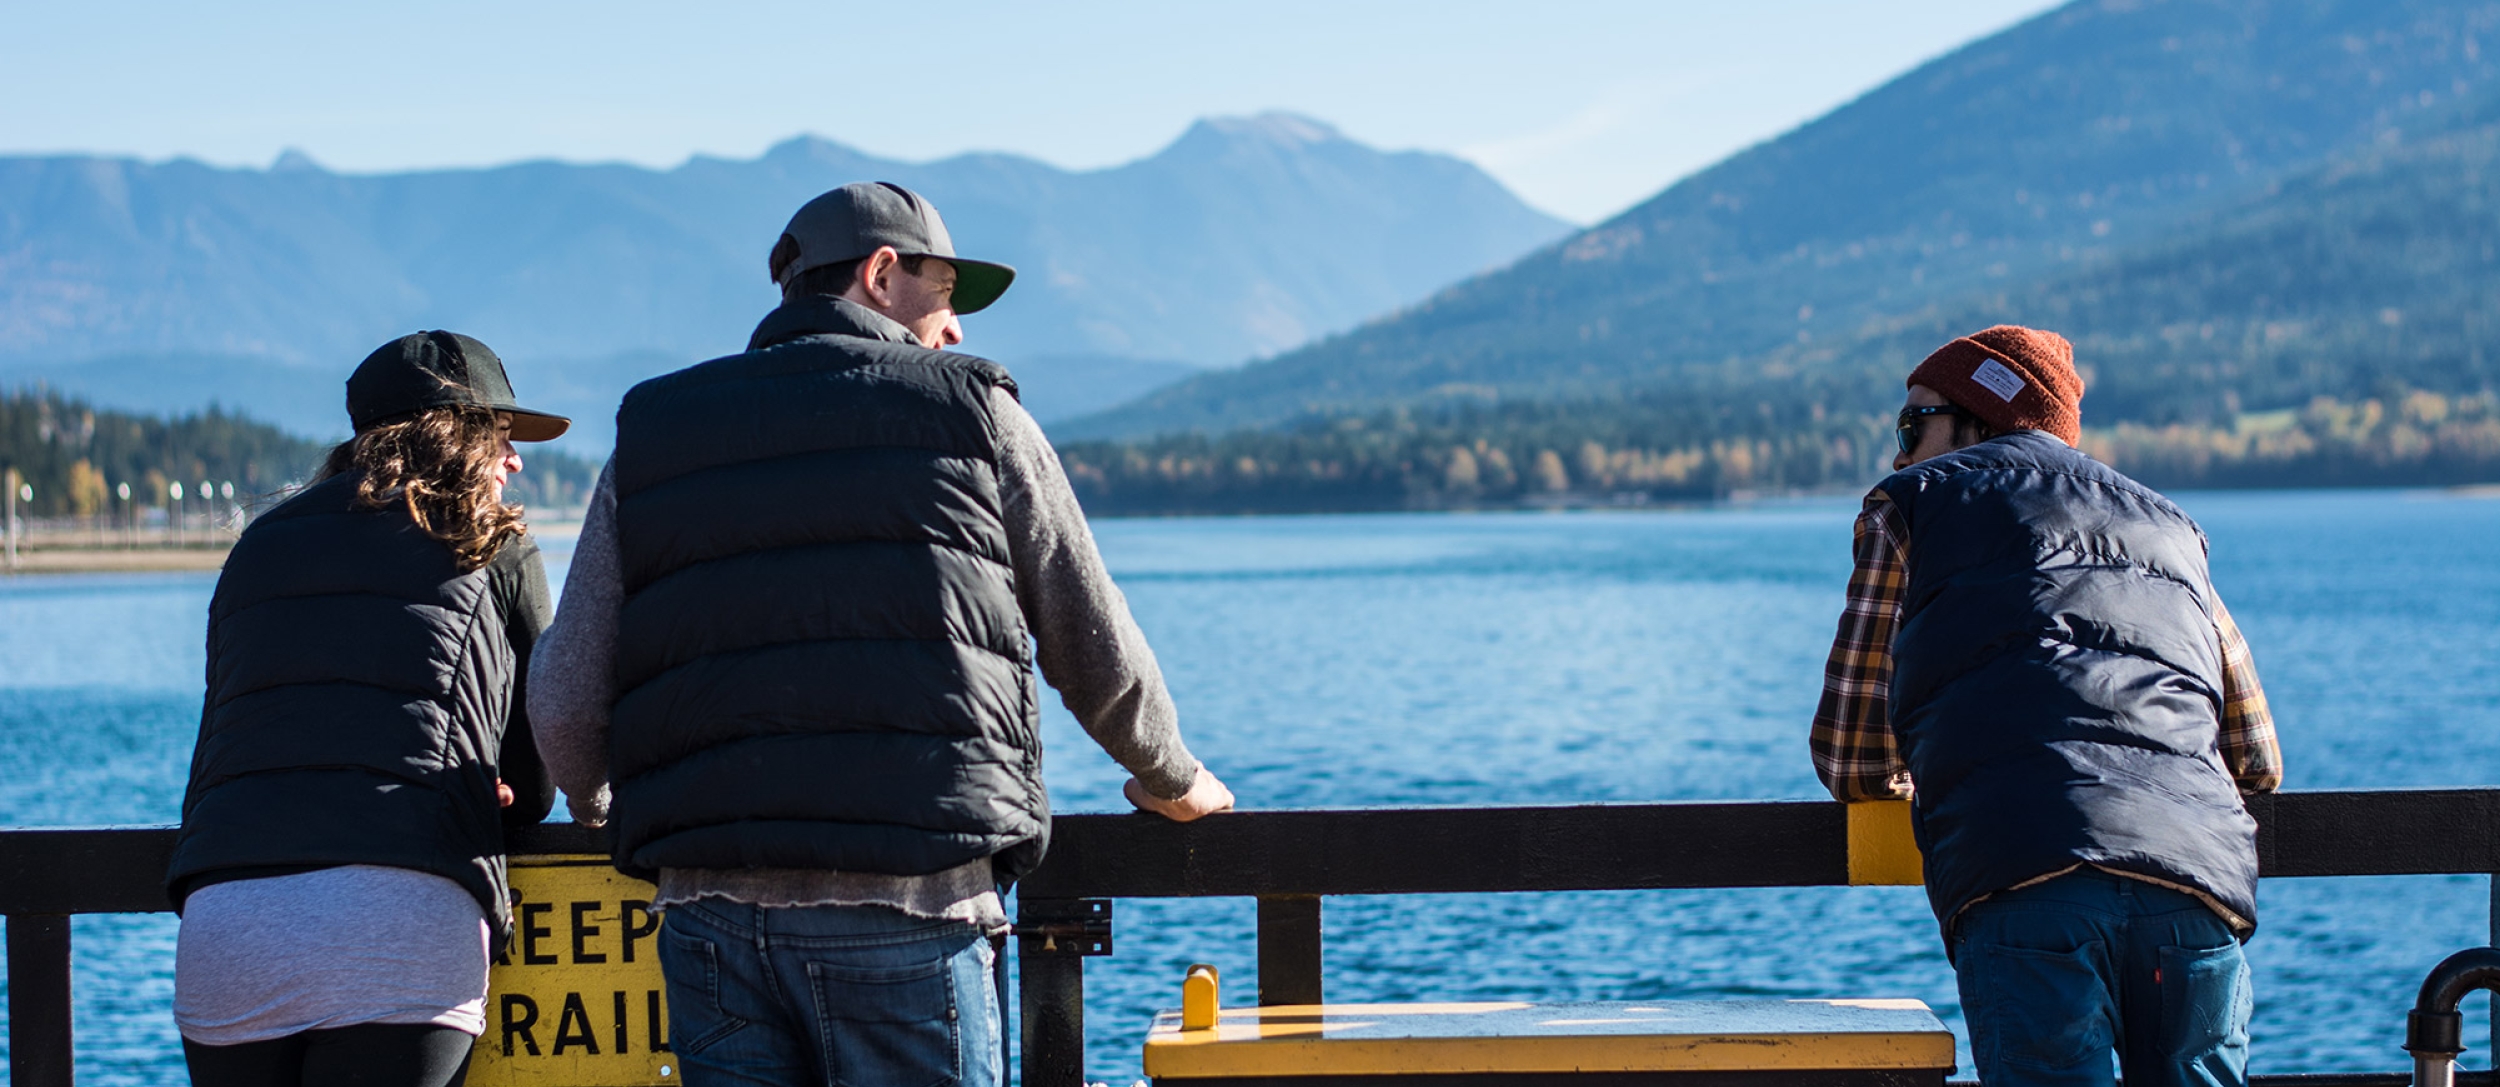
top-left (1845, 800), bottom-right (1924, 885)
top-left (1182, 963), bottom-right (1221, 1031)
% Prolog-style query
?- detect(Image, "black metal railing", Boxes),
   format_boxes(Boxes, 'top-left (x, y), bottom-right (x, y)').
top-left (7, 789), bottom-right (2500, 1087)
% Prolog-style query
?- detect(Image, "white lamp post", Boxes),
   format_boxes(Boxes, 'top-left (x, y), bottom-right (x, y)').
top-left (4, 469), bottom-right (18, 573)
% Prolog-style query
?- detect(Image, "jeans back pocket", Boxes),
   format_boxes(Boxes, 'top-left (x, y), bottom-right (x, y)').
top-left (807, 957), bottom-right (961, 1087)
top-left (2157, 940), bottom-right (2252, 1062)
top-left (1962, 937), bottom-right (2118, 1074)
top-left (657, 927), bottom-right (749, 1057)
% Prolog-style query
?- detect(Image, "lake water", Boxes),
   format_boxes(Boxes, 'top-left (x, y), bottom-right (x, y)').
top-left (3, 489), bottom-right (2498, 1083)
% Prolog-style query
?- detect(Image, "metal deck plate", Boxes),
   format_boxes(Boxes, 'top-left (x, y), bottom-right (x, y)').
top-left (1143, 998), bottom-right (1955, 1079)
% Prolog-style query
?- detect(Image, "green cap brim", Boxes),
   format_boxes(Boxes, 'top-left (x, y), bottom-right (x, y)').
top-left (946, 258), bottom-right (1016, 315)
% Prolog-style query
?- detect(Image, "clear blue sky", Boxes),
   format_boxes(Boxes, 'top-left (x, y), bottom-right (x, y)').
top-left (4, 1), bottom-right (2065, 223)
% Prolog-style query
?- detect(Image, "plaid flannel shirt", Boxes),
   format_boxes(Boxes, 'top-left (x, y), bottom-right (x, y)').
top-left (1810, 490), bottom-right (2282, 803)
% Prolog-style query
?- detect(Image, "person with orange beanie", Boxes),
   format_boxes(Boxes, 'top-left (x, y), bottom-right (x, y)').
top-left (1809, 325), bottom-right (2281, 1086)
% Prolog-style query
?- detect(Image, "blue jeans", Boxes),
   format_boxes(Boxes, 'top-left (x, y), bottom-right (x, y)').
top-left (657, 900), bottom-right (1001, 1087)
top-left (1952, 868), bottom-right (2251, 1087)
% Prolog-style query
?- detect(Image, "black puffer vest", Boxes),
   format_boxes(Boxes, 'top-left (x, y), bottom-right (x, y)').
top-left (1878, 430), bottom-right (2259, 932)
top-left (605, 297), bottom-right (1046, 883)
top-left (168, 473), bottom-right (533, 940)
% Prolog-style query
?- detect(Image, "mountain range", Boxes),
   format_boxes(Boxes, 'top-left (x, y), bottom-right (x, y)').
top-left (13, 0), bottom-right (2500, 499)
top-left (0, 113), bottom-right (1569, 445)
top-left (1067, 0), bottom-right (2500, 441)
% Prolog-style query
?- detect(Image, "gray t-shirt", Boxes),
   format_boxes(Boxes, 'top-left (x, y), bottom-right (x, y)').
top-left (174, 866), bottom-right (492, 1044)
top-left (529, 385), bottom-right (1200, 925)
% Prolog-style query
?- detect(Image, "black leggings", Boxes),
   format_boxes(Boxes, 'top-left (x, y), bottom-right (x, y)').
top-left (182, 1023), bottom-right (474, 1087)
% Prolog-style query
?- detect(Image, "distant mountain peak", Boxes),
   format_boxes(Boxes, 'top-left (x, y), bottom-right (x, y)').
top-left (269, 148), bottom-right (325, 173)
top-left (1189, 112), bottom-right (1346, 147)
top-left (761, 133), bottom-right (873, 165)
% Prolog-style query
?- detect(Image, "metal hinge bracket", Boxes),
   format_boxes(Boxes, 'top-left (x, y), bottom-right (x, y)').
top-left (1015, 897), bottom-right (1113, 956)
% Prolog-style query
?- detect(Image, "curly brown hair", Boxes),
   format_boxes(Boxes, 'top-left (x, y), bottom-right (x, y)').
top-left (318, 406), bottom-right (525, 571)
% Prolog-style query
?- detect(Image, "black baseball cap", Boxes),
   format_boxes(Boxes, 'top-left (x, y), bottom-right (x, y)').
top-left (773, 182), bottom-right (1016, 314)
top-left (345, 331), bottom-right (571, 441)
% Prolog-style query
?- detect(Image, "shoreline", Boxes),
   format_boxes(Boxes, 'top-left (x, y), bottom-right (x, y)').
top-left (0, 487), bottom-right (2480, 569)
top-left (0, 518), bottom-right (586, 576)
top-left (1081, 480), bottom-right (2500, 520)
top-left (3, 547), bottom-right (233, 574)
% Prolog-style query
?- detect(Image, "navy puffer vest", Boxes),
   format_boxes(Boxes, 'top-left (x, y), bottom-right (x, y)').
top-left (606, 297), bottom-right (1046, 883)
top-left (168, 472), bottom-right (537, 940)
top-left (1878, 430), bottom-right (2259, 932)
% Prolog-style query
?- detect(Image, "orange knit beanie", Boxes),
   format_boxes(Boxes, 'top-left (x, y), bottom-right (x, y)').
top-left (1905, 325), bottom-right (2083, 445)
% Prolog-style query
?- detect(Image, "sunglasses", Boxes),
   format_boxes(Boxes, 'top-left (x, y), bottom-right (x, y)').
top-left (1895, 404), bottom-right (1968, 456)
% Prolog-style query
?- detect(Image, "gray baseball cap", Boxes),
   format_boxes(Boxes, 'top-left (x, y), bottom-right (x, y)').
top-left (773, 181), bottom-right (1016, 314)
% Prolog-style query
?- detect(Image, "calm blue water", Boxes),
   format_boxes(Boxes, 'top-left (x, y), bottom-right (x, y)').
top-left (3, 490), bottom-right (2498, 1083)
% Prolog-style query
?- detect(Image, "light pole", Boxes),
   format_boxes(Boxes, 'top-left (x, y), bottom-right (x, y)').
top-left (116, 482), bottom-right (131, 548)
top-left (170, 481), bottom-right (184, 547)
top-left (10, 480), bottom-right (29, 571)
top-left (5, 468), bottom-right (18, 573)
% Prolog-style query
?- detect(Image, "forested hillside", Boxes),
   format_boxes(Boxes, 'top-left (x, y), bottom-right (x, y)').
top-left (1062, 73), bottom-right (2500, 513)
top-left (1047, 0), bottom-right (2500, 513)
top-left (1069, 0), bottom-right (2500, 440)
top-left (1057, 384), bottom-right (2500, 515)
top-left (0, 391), bottom-right (598, 517)
top-left (1778, 87), bottom-right (2500, 425)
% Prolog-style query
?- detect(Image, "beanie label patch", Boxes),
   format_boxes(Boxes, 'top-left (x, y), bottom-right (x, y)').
top-left (1971, 358), bottom-right (2026, 402)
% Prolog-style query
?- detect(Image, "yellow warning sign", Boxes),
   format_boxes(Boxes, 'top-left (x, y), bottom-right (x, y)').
top-left (469, 855), bottom-right (676, 1086)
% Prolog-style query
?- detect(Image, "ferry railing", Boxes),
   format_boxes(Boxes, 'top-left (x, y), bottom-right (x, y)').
top-left (6, 788), bottom-right (2500, 1087)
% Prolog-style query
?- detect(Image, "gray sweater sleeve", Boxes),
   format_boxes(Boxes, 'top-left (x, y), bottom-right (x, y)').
top-left (527, 460), bottom-right (621, 826)
top-left (991, 388), bottom-right (1202, 799)
top-left (524, 401), bottom-right (1203, 815)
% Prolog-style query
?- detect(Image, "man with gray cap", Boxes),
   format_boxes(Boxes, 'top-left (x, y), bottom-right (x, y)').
top-left (528, 181), bottom-right (1234, 1085)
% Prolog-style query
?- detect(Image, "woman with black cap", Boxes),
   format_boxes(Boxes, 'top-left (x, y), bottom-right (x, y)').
top-left (165, 331), bottom-right (571, 1087)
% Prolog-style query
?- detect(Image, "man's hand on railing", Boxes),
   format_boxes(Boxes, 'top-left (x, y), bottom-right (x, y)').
top-left (1125, 765), bottom-right (1235, 822)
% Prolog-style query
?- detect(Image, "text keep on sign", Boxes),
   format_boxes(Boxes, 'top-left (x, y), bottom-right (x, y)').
top-left (470, 855), bottom-right (675, 1086)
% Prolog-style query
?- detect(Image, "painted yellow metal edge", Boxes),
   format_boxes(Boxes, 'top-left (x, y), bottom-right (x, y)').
top-left (1144, 1026), bottom-right (1955, 1078)
top-left (1182, 965), bottom-right (1221, 1031)
top-left (1845, 800), bottom-right (1924, 886)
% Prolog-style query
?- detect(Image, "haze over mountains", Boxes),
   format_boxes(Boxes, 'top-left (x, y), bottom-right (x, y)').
top-left (1070, 0), bottom-right (2500, 440)
top-left (0, 113), bottom-right (1568, 445)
